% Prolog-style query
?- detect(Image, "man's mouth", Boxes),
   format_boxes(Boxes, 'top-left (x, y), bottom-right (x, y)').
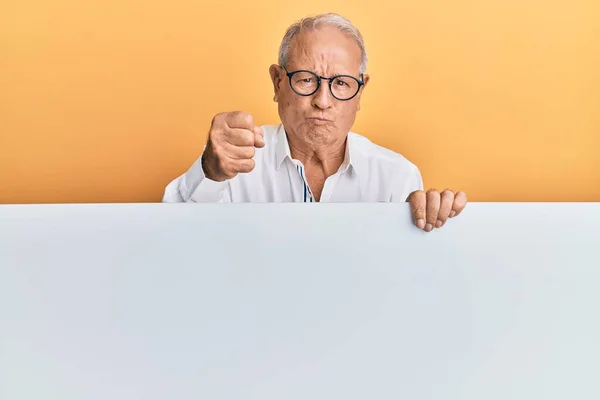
top-left (307, 117), bottom-right (332, 124)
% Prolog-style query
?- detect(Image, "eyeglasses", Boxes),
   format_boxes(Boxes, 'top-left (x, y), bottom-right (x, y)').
top-left (281, 66), bottom-right (364, 101)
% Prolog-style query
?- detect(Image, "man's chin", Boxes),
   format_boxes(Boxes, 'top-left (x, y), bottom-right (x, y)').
top-left (303, 124), bottom-right (335, 143)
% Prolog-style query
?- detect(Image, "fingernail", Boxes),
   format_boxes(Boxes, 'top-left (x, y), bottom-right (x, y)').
top-left (449, 210), bottom-right (456, 218)
top-left (435, 220), bottom-right (443, 228)
top-left (425, 223), bottom-right (433, 232)
top-left (417, 219), bottom-right (425, 229)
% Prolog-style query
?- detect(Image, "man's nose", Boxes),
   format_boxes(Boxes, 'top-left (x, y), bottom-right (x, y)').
top-left (311, 81), bottom-right (334, 109)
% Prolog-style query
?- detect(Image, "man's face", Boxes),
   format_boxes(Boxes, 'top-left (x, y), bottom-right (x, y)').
top-left (269, 26), bottom-right (370, 147)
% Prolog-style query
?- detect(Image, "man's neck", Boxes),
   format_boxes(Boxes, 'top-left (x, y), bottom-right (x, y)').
top-left (287, 134), bottom-right (346, 177)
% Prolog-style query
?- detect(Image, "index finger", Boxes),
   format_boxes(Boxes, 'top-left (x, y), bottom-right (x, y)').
top-left (226, 111), bottom-right (255, 130)
top-left (225, 128), bottom-right (255, 147)
top-left (407, 190), bottom-right (426, 230)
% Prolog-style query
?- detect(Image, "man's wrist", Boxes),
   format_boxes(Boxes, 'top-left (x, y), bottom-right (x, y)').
top-left (201, 153), bottom-right (216, 181)
top-left (201, 152), bottom-right (227, 182)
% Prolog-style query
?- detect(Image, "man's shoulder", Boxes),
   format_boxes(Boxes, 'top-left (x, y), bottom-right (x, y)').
top-left (348, 131), bottom-right (419, 171)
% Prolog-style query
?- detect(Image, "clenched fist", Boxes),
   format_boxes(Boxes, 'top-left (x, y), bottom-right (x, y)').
top-left (201, 111), bottom-right (265, 182)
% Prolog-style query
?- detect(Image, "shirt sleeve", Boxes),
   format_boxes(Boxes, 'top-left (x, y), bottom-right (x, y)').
top-left (162, 155), bottom-right (232, 203)
top-left (390, 165), bottom-right (424, 202)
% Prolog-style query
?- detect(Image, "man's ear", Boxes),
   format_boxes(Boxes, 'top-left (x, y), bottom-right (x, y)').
top-left (362, 74), bottom-right (370, 88)
top-left (269, 64), bottom-right (283, 102)
top-left (357, 73), bottom-right (370, 111)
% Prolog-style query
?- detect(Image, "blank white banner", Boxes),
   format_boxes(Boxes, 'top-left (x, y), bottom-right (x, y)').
top-left (1, 203), bottom-right (599, 400)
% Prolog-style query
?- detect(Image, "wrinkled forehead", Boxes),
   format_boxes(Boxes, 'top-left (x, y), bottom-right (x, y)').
top-left (286, 27), bottom-right (362, 76)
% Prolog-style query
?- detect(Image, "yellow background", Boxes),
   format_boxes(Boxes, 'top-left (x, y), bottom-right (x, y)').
top-left (1, 0), bottom-right (599, 203)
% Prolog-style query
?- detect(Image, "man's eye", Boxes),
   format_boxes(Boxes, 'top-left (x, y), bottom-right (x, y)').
top-left (335, 79), bottom-right (347, 86)
top-left (302, 78), bottom-right (313, 83)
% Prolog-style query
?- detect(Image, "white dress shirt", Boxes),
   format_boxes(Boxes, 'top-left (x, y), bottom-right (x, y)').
top-left (162, 123), bottom-right (423, 203)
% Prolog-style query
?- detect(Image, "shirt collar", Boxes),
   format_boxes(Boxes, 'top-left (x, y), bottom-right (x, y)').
top-left (275, 123), bottom-right (358, 175)
top-left (275, 124), bottom-right (291, 169)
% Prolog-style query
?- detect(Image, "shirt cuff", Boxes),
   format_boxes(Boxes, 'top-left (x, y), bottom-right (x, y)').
top-left (183, 156), bottom-right (229, 202)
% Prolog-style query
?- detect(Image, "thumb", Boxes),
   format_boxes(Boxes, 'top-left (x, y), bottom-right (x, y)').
top-left (253, 125), bottom-right (265, 148)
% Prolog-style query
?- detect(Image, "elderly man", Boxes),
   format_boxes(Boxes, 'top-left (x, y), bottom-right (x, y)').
top-left (163, 13), bottom-right (467, 232)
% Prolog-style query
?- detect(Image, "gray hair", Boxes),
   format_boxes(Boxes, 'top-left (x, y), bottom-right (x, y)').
top-left (278, 13), bottom-right (368, 75)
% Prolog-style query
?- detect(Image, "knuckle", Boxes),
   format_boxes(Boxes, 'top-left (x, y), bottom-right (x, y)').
top-left (208, 130), bottom-right (222, 143)
top-left (209, 125), bottom-right (225, 141)
top-left (211, 112), bottom-right (226, 127)
top-left (426, 188), bottom-right (439, 197)
top-left (242, 131), bottom-right (254, 144)
top-left (408, 190), bottom-right (423, 201)
top-left (414, 206), bottom-right (426, 214)
top-left (243, 113), bottom-right (254, 126)
top-left (240, 159), bottom-right (255, 172)
top-left (232, 111), bottom-right (253, 125)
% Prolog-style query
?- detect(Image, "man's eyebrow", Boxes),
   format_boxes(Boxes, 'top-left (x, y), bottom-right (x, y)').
top-left (287, 65), bottom-right (360, 77)
top-left (320, 70), bottom-right (360, 77)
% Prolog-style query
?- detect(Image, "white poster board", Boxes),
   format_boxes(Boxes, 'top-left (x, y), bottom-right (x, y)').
top-left (1, 203), bottom-right (599, 399)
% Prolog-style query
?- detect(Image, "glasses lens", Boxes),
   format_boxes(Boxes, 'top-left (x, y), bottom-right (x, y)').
top-left (290, 71), bottom-right (319, 95)
top-left (331, 76), bottom-right (360, 100)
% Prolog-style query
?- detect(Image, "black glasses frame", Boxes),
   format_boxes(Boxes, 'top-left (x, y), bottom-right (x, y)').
top-left (281, 66), bottom-right (364, 101)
